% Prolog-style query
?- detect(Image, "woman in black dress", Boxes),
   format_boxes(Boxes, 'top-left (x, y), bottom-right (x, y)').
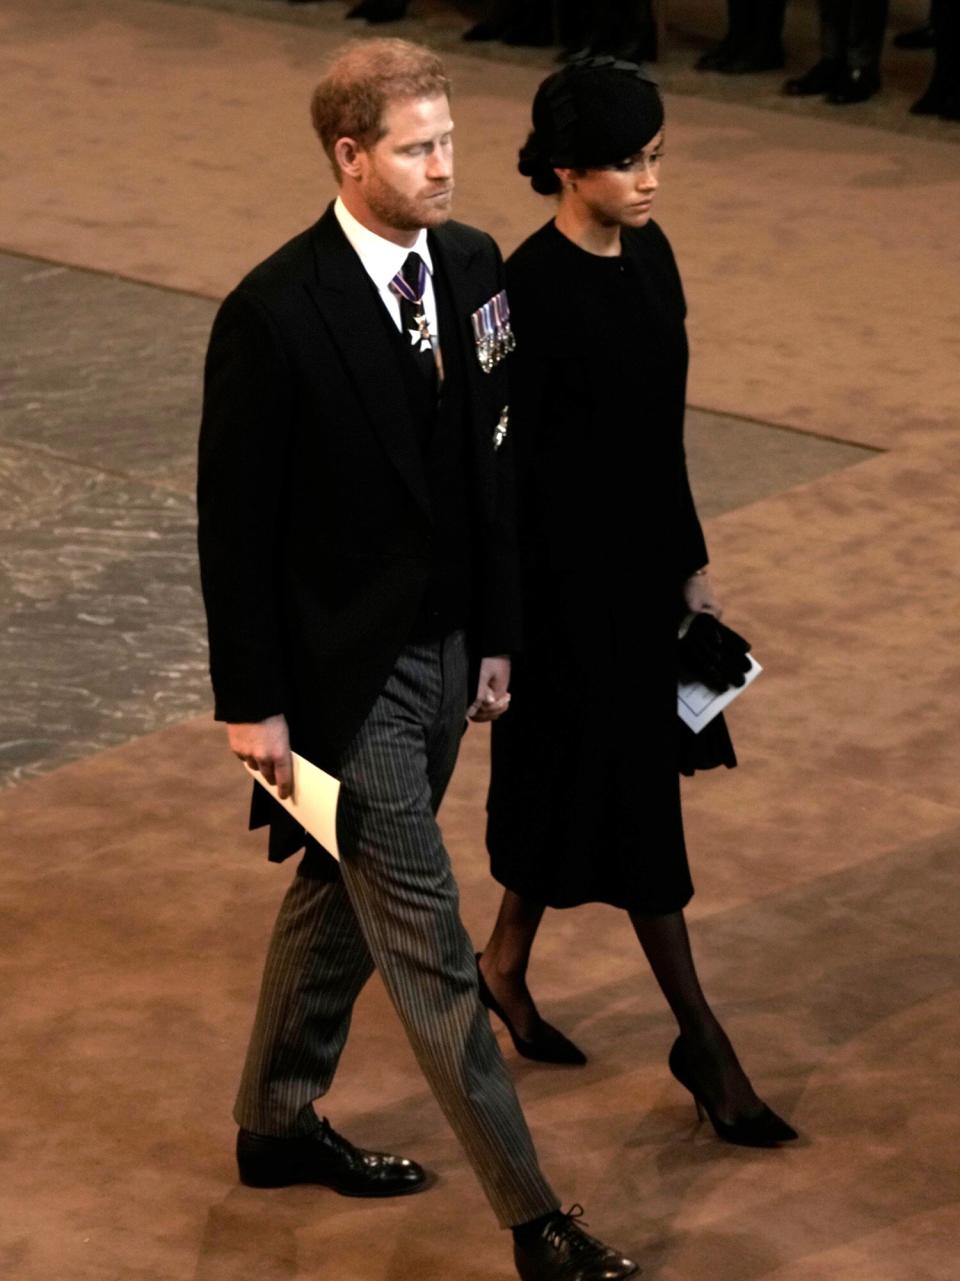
top-left (480, 57), bottom-right (797, 1147)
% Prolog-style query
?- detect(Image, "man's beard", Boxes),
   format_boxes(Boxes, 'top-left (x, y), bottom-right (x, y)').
top-left (365, 174), bottom-right (452, 232)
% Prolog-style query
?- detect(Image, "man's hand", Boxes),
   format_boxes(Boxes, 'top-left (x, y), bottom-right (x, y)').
top-left (684, 569), bottom-right (723, 620)
top-left (467, 656), bottom-right (511, 723)
top-left (227, 713), bottom-right (293, 800)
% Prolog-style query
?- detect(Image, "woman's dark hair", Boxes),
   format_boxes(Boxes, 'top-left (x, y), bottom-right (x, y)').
top-left (518, 131), bottom-right (562, 196)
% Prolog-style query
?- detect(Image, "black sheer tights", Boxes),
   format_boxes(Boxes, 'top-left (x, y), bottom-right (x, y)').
top-left (479, 892), bottom-right (763, 1124)
top-left (629, 908), bottom-right (763, 1122)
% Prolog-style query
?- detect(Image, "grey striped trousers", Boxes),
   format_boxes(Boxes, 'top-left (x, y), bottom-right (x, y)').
top-left (234, 632), bottom-right (559, 1227)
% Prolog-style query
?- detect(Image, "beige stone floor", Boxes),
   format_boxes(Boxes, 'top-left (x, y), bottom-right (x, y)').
top-left (1, 1), bottom-right (959, 1279)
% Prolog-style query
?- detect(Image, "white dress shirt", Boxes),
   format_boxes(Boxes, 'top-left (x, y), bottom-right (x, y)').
top-left (334, 197), bottom-right (440, 348)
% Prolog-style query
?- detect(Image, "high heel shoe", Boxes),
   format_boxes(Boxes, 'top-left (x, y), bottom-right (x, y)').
top-left (668, 1036), bottom-right (798, 1148)
top-left (475, 954), bottom-right (587, 1066)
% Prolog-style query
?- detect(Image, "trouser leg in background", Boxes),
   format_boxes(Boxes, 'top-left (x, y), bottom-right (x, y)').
top-left (235, 632), bottom-right (558, 1227)
top-left (820, 0), bottom-right (851, 62)
top-left (933, 0), bottom-right (960, 88)
top-left (588, 0), bottom-right (657, 59)
top-left (821, 0), bottom-right (889, 67)
top-left (754, 0), bottom-right (788, 52)
top-left (847, 0), bottom-right (889, 68)
top-left (912, 0), bottom-right (960, 113)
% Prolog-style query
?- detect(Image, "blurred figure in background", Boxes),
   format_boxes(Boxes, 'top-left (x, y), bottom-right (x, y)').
top-left (695, 0), bottom-right (788, 73)
top-left (571, 0), bottom-right (659, 63)
top-left (345, 0), bottom-right (412, 23)
top-left (910, 0), bottom-right (960, 118)
top-left (463, 0), bottom-right (555, 46)
top-left (465, 1), bottom-right (657, 61)
top-left (784, 0), bottom-right (889, 103)
top-left (893, 3), bottom-right (934, 50)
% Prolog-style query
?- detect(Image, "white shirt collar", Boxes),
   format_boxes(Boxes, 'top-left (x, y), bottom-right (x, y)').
top-left (334, 196), bottom-right (433, 292)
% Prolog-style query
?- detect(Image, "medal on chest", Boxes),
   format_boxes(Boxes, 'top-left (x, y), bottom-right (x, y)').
top-left (470, 289), bottom-right (516, 373)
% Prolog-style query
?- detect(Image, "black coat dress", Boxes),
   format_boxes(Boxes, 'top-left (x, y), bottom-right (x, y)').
top-left (486, 219), bottom-right (709, 913)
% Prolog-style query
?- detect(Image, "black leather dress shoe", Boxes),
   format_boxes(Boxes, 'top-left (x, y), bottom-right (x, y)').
top-left (782, 58), bottom-right (843, 96)
top-left (236, 1118), bottom-right (428, 1196)
top-left (827, 65), bottom-right (881, 105)
top-left (514, 1207), bottom-right (639, 1281)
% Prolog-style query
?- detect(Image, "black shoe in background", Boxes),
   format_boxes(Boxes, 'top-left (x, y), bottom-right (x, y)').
top-left (827, 65), bottom-right (881, 104)
top-left (463, 20), bottom-right (505, 40)
top-left (502, 16), bottom-right (555, 47)
top-left (346, 0), bottom-right (408, 21)
top-left (783, 58), bottom-right (844, 96)
top-left (695, 36), bottom-right (742, 71)
top-left (893, 22), bottom-right (936, 50)
top-left (236, 1119), bottom-right (429, 1196)
top-left (910, 77), bottom-right (952, 114)
top-left (720, 43), bottom-right (786, 74)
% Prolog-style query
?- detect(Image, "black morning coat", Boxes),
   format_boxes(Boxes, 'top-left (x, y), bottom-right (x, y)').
top-left (197, 205), bottom-right (521, 861)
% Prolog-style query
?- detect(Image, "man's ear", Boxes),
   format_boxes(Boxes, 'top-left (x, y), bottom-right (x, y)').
top-left (334, 137), bottom-right (364, 180)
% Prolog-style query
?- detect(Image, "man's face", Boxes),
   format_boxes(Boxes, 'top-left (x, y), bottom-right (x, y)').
top-left (354, 94), bottom-right (455, 233)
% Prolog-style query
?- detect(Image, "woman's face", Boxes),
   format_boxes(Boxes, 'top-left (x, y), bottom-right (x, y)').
top-left (558, 130), bottom-right (664, 228)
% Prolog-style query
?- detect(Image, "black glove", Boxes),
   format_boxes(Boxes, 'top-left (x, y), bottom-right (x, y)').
top-left (678, 614), bottom-right (751, 693)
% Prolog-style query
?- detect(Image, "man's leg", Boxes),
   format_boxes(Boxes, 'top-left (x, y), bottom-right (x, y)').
top-left (821, 0), bottom-right (853, 63)
top-left (234, 872), bottom-right (374, 1137)
top-left (335, 633), bottom-right (559, 1228)
top-left (848, 0), bottom-right (889, 70)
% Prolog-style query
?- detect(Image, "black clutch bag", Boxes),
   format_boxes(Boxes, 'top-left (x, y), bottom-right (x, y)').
top-left (676, 614), bottom-right (752, 776)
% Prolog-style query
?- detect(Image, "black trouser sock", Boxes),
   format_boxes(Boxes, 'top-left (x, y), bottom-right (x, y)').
top-left (513, 1210), bottom-right (559, 1242)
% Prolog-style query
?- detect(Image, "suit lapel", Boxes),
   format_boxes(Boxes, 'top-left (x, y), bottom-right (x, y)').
top-left (429, 225), bottom-right (482, 401)
top-left (430, 225), bottom-right (498, 522)
top-left (303, 208), bottom-right (430, 520)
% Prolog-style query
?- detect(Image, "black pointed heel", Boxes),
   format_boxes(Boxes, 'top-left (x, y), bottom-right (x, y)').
top-left (668, 1035), bottom-right (798, 1147)
top-left (475, 954), bottom-right (587, 1066)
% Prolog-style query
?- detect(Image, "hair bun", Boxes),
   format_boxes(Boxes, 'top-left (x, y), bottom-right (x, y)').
top-left (518, 130), bottom-right (561, 196)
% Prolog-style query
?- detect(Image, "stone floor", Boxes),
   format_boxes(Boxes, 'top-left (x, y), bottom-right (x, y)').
top-left (0, 252), bottom-right (209, 784)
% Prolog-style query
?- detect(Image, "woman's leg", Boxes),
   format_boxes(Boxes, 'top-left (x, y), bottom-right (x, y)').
top-left (478, 889), bottom-right (547, 1041)
top-left (478, 889), bottom-right (587, 1065)
top-left (629, 908), bottom-right (764, 1123)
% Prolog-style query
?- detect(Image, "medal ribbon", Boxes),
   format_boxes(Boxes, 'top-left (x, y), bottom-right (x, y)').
top-left (389, 254), bottom-right (427, 306)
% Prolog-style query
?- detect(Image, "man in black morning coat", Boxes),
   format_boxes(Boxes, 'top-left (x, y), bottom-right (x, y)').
top-left (196, 37), bottom-right (637, 1281)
